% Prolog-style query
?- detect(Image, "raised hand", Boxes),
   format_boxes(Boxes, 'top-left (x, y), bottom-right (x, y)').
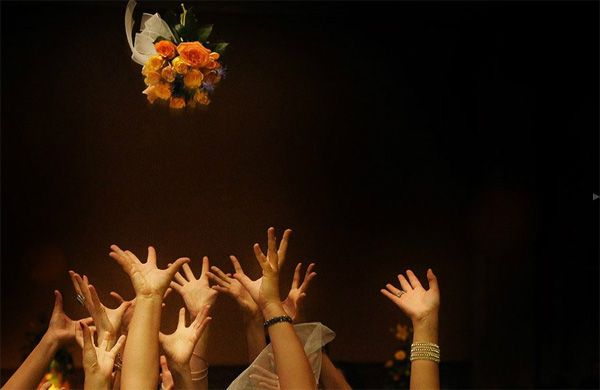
top-left (381, 269), bottom-right (440, 323)
top-left (170, 256), bottom-right (219, 317)
top-left (282, 263), bottom-right (317, 321)
top-left (81, 324), bottom-right (126, 389)
top-left (46, 290), bottom-right (92, 346)
top-left (208, 255), bottom-right (260, 316)
top-left (108, 245), bottom-right (188, 298)
top-left (69, 271), bottom-right (131, 347)
top-left (233, 227), bottom-right (284, 312)
top-left (159, 306), bottom-right (212, 368)
top-left (159, 355), bottom-right (175, 390)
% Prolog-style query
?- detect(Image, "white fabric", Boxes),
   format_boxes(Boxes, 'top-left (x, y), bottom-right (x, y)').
top-left (124, 0), bottom-right (176, 66)
top-left (227, 322), bottom-right (336, 390)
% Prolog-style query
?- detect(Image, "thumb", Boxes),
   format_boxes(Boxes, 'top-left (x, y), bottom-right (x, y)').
top-left (52, 290), bottom-right (64, 315)
top-left (427, 268), bottom-right (439, 291)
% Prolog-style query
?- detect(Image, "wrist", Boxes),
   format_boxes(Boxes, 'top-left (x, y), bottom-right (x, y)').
top-left (41, 331), bottom-right (62, 351)
top-left (261, 302), bottom-right (286, 319)
top-left (412, 313), bottom-right (439, 344)
top-left (84, 374), bottom-right (110, 390)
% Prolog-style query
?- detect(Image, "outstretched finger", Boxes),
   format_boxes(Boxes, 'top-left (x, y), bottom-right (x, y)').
top-left (167, 257), bottom-right (191, 279)
top-left (210, 265), bottom-right (232, 283)
top-left (110, 291), bottom-right (126, 304)
top-left (299, 263), bottom-right (317, 291)
top-left (177, 307), bottom-right (187, 328)
top-left (233, 273), bottom-right (257, 300)
top-left (111, 334), bottom-right (126, 355)
top-left (146, 246), bottom-right (157, 265)
top-left (109, 245), bottom-right (133, 269)
top-left (69, 270), bottom-right (84, 297)
top-left (173, 271), bottom-right (186, 285)
top-left (170, 281), bottom-right (184, 295)
top-left (40, 382), bottom-right (53, 390)
top-left (426, 268), bottom-right (439, 292)
top-left (291, 263), bottom-right (302, 289)
top-left (229, 255), bottom-right (244, 274)
top-left (397, 274), bottom-right (413, 292)
top-left (277, 228), bottom-right (292, 267)
top-left (406, 270), bottom-right (423, 289)
top-left (380, 288), bottom-right (402, 306)
top-left (201, 256), bottom-right (210, 277)
top-left (266, 227), bottom-right (278, 270)
top-left (207, 271), bottom-right (229, 287)
top-left (52, 290), bottom-right (64, 315)
top-left (253, 243), bottom-right (270, 272)
top-left (182, 263), bottom-right (196, 281)
top-left (81, 323), bottom-right (97, 362)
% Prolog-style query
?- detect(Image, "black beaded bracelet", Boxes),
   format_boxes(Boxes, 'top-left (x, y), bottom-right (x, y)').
top-left (263, 315), bottom-right (293, 329)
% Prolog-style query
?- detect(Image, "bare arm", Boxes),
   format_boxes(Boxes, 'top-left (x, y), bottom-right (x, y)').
top-left (2, 291), bottom-right (89, 390)
top-left (235, 227), bottom-right (316, 390)
top-left (109, 245), bottom-right (188, 390)
top-left (381, 269), bottom-right (440, 390)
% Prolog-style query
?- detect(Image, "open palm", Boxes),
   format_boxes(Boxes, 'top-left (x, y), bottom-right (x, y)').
top-left (159, 307), bottom-right (211, 366)
top-left (381, 269), bottom-right (440, 321)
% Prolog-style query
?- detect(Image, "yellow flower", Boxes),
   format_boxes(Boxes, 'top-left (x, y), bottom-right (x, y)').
top-left (193, 90), bottom-right (210, 105)
top-left (145, 55), bottom-right (165, 71)
top-left (384, 360), bottom-right (394, 368)
top-left (161, 66), bottom-right (176, 83)
top-left (144, 71), bottom-right (161, 86)
top-left (395, 324), bottom-right (409, 341)
top-left (169, 97), bottom-right (186, 109)
top-left (172, 56), bottom-right (189, 74)
top-left (184, 69), bottom-right (203, 89)
top-left (154, 83), bottom-right (172, 100)
top-left (394, 350), bottom-right (407, 361)
top-left (142, 86), bottom-right (158, 103)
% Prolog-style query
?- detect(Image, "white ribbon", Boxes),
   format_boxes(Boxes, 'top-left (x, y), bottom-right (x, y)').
top-left (125, 0), bottom-right (176, 66)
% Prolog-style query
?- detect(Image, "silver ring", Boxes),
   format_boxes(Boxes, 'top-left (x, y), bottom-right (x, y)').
top-left (395, 290), bottom-right (406, 298)
top-left (76, 294), bottom-right (85, 305)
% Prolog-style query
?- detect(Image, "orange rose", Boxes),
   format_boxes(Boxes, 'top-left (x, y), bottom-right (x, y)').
top-left (204, 52), bottom-right (221, 70)
top-left (193, 90), bottom-right (210, 105)
top-left (154, 40), bottom-right (177, 59)
top-left (203, 69), bottom-right (222, 86)
top-left (172, 57), bottom-right (189, 74)
top-left (145, 55), bottom-right (165, 71)
top-left (144, 71), bottom-right (161, 86)
top-left (154, 83), bottom-right (172, 100)
top-left (161, 66), bottom-right (176, 83)
top-left (169, 97), bottom-right (186, 109)
top-left (177, 41), bottom-right (211, 68)
top-left (184, 69), bottom-right (203, 89)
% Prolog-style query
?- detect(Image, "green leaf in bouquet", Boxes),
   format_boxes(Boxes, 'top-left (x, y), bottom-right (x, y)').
top-left (184, 7), bottom-right (200, 31)
top-left (174, 24), bottom-right (195, 42)
top-left (197, 24), bottom-right (213, 42)
top-left (213, 42), bottom-right (229, 55)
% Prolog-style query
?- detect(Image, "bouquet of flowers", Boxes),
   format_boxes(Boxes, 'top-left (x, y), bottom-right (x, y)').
top-left (125, 1), bottom-right (228, 109)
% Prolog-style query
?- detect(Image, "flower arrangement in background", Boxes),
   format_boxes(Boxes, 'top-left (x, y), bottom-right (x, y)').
top-left (125, 1), bottom-right (228, 109)
top-left (384, 322), bottom-right (413, 389)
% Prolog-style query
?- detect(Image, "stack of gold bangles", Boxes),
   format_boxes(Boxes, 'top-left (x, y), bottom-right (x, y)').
top-left (410, 342), bottom-right (440, 363)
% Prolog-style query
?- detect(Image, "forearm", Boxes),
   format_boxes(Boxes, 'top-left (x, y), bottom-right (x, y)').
top-left (410, 315), bottom-right (440, 390)
top-left (244, 311), bottom-right (266, 362)
top-left (84, 374), bottom-right (111, 390)
top-left (189, 324), bottom-right (210, 390)
top-left (320, 352), bottom-right (351, 390)
top-left (121, 296), bottom-right (162, 389)
top-left (2, 333), bottom-right (59, 390)
top-left (263, 304), bottom-right (315, 390)
top-left (169, 362), bottom-right (194, 390)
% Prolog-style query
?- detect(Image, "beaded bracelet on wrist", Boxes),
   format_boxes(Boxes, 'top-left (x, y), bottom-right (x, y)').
top-left (263, 315), bottom-right (293, 329)
top-left (410, 342), bottom-right (441, 363)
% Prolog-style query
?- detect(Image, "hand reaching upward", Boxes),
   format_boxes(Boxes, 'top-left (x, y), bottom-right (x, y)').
top-left (109, 245), bottom-right (188, 298)
top-left (381, 269), bottom-right (440, 323)
top-left (170, 256), bottom-right (218, 317)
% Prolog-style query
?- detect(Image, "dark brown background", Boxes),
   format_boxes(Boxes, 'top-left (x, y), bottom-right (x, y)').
top-left (1, 1), bottom-right (598, 388)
